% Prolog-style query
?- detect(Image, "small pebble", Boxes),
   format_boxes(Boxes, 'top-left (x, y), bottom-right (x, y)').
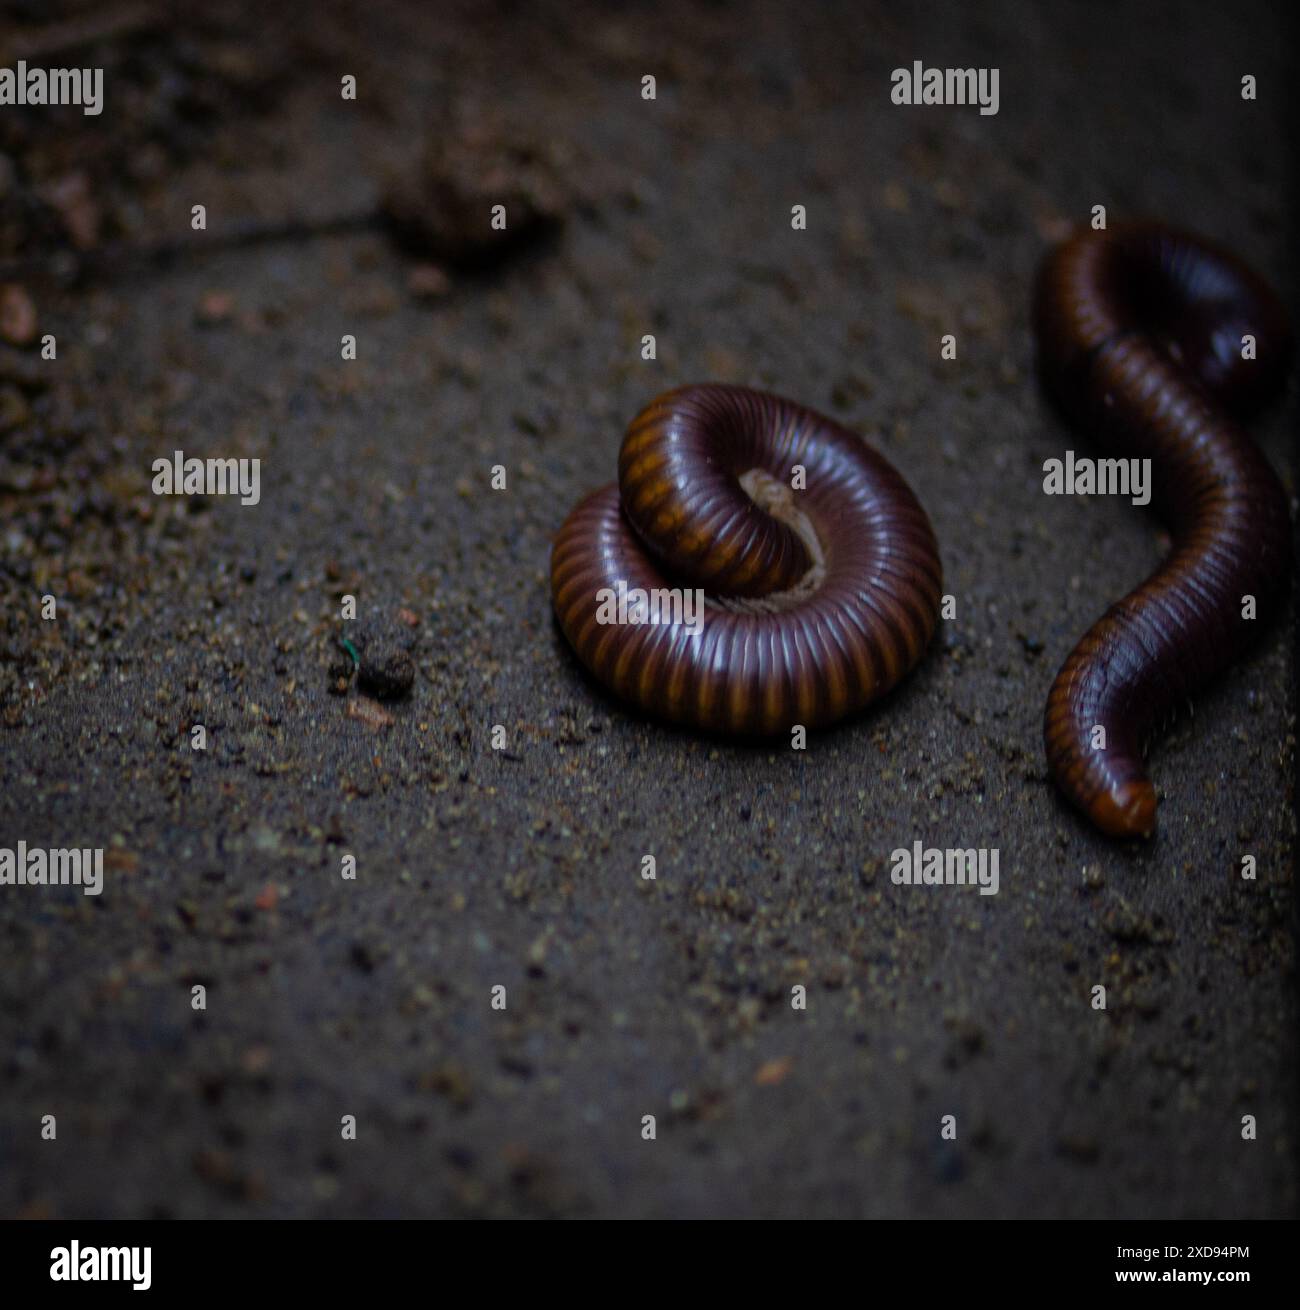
top-left (359, 647), bottom-right (415, 699)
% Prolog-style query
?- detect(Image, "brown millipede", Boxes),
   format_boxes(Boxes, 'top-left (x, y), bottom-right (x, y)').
top-left (1035, 222), bottom-right (1292, 838)
top-left (550, 385), bottom-right (943, 734)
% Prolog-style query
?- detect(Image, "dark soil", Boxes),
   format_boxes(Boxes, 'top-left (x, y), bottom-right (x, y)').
top-left (1, 0), bottom-right (1295, 1218)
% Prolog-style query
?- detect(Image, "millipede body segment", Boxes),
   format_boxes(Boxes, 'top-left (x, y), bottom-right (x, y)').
top-left (551, 385), bottom-right (943, 735)
top-left (1035, 223), bottom-right (1292, 838)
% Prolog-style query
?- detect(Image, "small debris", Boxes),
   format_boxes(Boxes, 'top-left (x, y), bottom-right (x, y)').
top-left (0, 284), bottom-right (37, 347)
top-left (241, 1046), bottom-right (271, 1075)
top-left (350, 939), bottom-right (379, 972)
top-left (382, 104), bottom-right (566, 267)
top-left (0, 384), bottom-right (30, 431)
top-left (755, 1057), bottom-right (793, 1086)
top-left (1017, 632), bottom-right (1045, 659)
top-left (326, 658), bottom-right (353, 695)
top-left (196, 290), bottom-right (236, 326)
top-left (359, 647), bottom-right (415, 700)
top-left (41, 171), bottom-right (101, 251)
top-left (346, 696), bottom-right (395, 729)
top-left (407, 263), bottom-right (451, 299)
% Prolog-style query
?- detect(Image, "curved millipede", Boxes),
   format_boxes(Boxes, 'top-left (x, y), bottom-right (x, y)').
top-left (1035, 222), bottom-right (1292, 838)
top-left (550, 384), bottom-right (943, 735)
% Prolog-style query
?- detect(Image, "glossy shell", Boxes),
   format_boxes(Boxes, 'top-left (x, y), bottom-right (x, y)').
top-left (1035, 223), bottom-right (1292, 838)
top-left (551, 384), bottom-right (943, 735)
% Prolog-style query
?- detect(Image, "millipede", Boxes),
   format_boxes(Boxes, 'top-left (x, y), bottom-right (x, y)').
top-left (1034, 222), bottom-right (1292, 839)
top-left (550, 384), bottom-right (943, 735)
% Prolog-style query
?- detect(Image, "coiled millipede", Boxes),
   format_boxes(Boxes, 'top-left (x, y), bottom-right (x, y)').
top-left (1035, 223), bottom-right (1292, 838)
top-left (550, 385), bottom-right (943, 735)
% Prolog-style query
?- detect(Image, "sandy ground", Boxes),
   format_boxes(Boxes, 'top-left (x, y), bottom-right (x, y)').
top-left (1, 0), bottom-right (1295, 1218)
